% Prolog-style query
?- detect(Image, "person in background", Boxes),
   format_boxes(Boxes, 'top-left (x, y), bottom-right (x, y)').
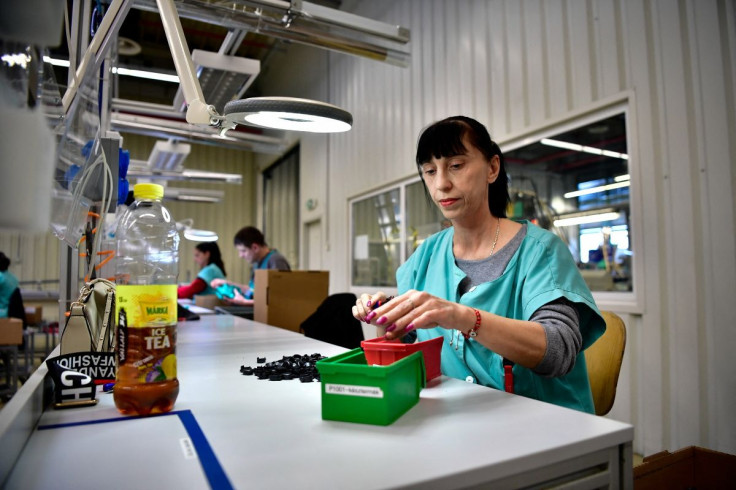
top-left (177, 242), bottom-right (227, 299)
top-left (352, 116), bottom-right (606, 413)
top-left (210, 226), bottom-right (291, 306)
top-left (0, 251), bottom-right (19, 318)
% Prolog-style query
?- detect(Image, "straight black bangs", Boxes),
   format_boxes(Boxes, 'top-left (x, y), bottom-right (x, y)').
top-left (415, 121), bottom-right (470, 165)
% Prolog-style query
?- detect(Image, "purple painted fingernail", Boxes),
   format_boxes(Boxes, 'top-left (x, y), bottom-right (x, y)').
top-left (405, 324), bottom-right (415, 332)
top-left (365, 311), bottom-right (376, 321)
top-left (376, 316), bottom-right (388, 325)
top-left (366, 300), bottom-right (372, 308)
top-left (386, 324), bottom-right (396, 332)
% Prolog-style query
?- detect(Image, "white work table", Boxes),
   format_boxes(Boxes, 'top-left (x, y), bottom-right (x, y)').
top-left (1, 315), bottom-right (633, 489)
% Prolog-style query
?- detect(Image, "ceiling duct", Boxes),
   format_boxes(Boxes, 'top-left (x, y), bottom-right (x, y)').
top-left (172, 50), bottom-right (261, 114)
top-left (132, 0), bottom-right (411, 67)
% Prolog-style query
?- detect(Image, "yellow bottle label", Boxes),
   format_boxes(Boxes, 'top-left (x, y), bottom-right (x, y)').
top-left (116, 284), bottom-right (177, 327)
top-left (116, 284), bottom-right (177, 382)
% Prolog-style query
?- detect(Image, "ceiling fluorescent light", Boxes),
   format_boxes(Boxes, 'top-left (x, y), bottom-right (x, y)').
top-left (172, 50), bottom-right (261, 114)
top-left (554, 208), bottom-right (620, 227)
top-left (112, 66), bottom-right (179, 83)
top-left (147, 140), bottom-right (191, 171)
top-left (564, 181), bottom-right (630, 199)
top-left (182, 169), bottom-right (241, 183)
top-left (43, 55), bottom-right (70, 67)
top-left (542, 138), bottom-right (629, 160)
top-left (44, 56), bottom-right (179, 83)
top-left (163, 187), bottom-right (224, 203)
top-left (541, 138), bottom-right (583, 151)
top-left (614, 174), bottom-right (630, 182)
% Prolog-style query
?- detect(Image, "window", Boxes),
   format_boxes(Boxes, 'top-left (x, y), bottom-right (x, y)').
top-left (504, 105), bottom-right (636, 298)
top-left (351, 188), bottom-right (402, 287)
top-left (350, 178), bottom-right (445, 288)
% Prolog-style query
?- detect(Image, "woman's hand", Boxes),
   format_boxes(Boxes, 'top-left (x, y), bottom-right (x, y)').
top-left (352, 292), bottom-right (391, 322)
top-left (210, 278), bottom-right (227, 288)
top-left (357, 290), bottom-right (473, 340)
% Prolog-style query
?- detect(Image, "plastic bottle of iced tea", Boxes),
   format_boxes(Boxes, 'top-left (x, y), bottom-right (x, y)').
top-left (114, 183), bottom-right (180, 415)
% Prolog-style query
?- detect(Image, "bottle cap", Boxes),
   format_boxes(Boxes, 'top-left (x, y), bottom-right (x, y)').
top-left (133, 183), bottom-right (164, 200)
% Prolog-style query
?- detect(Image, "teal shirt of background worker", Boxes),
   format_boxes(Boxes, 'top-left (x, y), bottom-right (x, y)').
top-left (0, 270), bottom-right (20, 318)
top-left (397, 221), bottom-right (605, 413)
top-left (195, 263), bottom-right (226, 297)
top-left (245, 249), bottom-right (291, 299)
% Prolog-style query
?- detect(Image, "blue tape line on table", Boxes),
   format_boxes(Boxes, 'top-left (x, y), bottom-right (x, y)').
top-left (37, 410), bottom-right (233, 490)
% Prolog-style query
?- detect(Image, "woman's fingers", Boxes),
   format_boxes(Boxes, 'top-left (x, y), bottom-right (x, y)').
top-left (353, 292), bottom-right (394, 322)
top-left (353, 293), bottom-right (375, 322)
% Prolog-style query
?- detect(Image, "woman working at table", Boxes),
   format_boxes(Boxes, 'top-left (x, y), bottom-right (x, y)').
top-left (353, 116), bottom-right (605, 413)
top-left (177, 242), bottom-right (227, 299)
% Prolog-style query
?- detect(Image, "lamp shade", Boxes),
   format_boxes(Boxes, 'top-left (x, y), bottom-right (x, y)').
top-left (223, 97), bottom-right (352, 133)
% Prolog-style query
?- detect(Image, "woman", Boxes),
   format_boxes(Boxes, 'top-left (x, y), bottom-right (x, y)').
top-left (177, 242), bottom-right (227, 299)
top-left (353, 116), bottom-right (605, 413)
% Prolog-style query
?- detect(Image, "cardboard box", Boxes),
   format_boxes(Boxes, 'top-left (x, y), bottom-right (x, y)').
top-left (254, 270), bottom-right (329, 333)
top-left (634, 446), bottom-right (736, 489)
top-left (0, 317), bottom-right (23, 345)
top-left (25, 305), bottom-right (42, 325)
top-left (194, 295), bottom-right (227, 309)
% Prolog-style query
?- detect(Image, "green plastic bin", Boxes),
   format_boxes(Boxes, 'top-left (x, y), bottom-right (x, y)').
top-left (316, 348), bottom-right (426, 426)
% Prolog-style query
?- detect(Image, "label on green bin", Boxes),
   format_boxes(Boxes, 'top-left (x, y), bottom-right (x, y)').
top-left (325, 384), bottom-right (384, 398)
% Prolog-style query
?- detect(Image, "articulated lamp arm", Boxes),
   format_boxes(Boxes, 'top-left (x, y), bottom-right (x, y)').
top-left (155, 0), bottom-right (221, 126)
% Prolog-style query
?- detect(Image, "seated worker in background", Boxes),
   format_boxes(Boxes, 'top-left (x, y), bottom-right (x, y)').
top-left (210, 226), bottom-right (291, 306)
top-left (0, 251), bottom-right (19, 318)
top-left (177, 242), bottom-right (227, 299)
top-left (352, 116), bottom-right (605, 413)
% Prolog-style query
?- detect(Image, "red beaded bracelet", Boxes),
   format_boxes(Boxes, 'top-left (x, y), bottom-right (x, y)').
top-left (461, 308), bottom-right (482, 339)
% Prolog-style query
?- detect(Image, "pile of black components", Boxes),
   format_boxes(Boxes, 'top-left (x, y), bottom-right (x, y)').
top-left (240, 353), bottom-right (326, 382)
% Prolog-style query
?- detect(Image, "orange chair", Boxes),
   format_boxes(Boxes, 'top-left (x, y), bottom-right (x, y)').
top-left (585, 310), bottom-right (627, 416)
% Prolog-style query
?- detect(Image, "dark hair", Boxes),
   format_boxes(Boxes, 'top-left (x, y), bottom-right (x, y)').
top-left (195, 242), bottom-right (226, 276)
top-left (233, 226), bottom-right (266, 248)
top-left (415, 115), bottom-right (509, 218)
top-left (0, 252), bottom-right (9, 272)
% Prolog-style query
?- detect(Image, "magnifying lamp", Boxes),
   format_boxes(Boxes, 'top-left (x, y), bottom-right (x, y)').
top-left (183, 228), bottom-right (219, 242)
top-left (177, 219), bottom-right (219, 242)
top-left (222, 97), bottom-right (352, 134)
top-left (156, 0), bottom-right (352, 136)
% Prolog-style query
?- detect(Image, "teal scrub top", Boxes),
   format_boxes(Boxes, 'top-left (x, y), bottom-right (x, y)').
top-left (196, 263), bottom-right (226, 297)
top-left (397, 221), bottom-right (605, 413)
top-left (0, 270), bottom-right (19, 318)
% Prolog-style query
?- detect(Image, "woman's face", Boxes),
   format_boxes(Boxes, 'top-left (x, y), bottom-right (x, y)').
top-left (193, 249), bottom-right (210, 269)
top-left (419, 135), bottom-right (499, 225)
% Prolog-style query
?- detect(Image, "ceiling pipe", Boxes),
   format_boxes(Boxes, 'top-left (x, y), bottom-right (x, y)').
top-left (132, 0), bottom-right (410, 67)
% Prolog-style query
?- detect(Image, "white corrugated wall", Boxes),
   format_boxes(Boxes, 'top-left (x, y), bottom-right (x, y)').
top-left (256, 0), bottom-right (736, 456)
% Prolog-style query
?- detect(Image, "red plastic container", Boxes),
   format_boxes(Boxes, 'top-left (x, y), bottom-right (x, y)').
top-left (361, 336), bottom-right (443, 381)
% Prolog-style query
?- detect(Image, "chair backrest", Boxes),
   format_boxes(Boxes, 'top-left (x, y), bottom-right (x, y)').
top-left (584, 310), bottom-right (627, 416)
top-left (300, 293), bottom-right (364, 349)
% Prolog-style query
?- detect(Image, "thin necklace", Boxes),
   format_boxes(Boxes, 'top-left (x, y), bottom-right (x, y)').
top-left (489, 217), bottom-right (501, 256)
top-left (450, 216), bottom-right (502, 350)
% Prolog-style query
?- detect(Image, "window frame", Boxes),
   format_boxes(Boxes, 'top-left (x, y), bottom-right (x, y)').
top-left (501, 95), bottom-right (644, 313)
